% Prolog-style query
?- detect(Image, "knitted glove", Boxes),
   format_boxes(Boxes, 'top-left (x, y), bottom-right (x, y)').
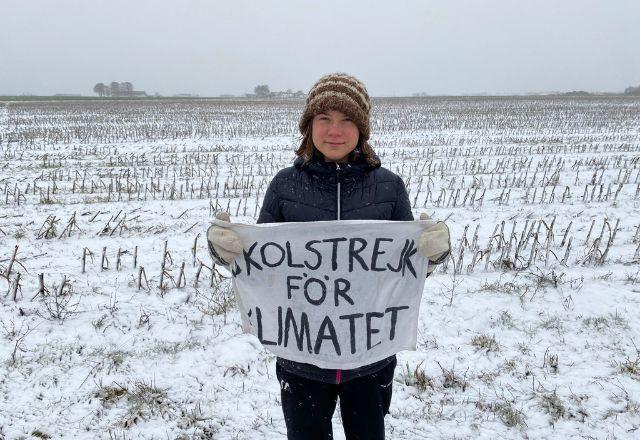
top-left (206, 212), bottom-right (244, 266)
top-left (417, 213), bottom-right (450, 263)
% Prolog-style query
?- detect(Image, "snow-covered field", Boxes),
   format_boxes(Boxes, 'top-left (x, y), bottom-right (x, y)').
top-left (0, 97), bottom-right (639, 439)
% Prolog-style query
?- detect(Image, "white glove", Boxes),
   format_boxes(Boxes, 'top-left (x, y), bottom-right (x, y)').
top-left (206, 212), bottom-right (244, 266)
top-left (417, 213), bottom-right (450, 262)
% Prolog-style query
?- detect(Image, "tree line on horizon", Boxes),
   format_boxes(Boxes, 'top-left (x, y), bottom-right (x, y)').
top-left (88, 82), bottom-right (640, 99)
top-left (624, 83), bottom-right (640, 96)
top-left (93, 82), bottom-right (146, 97)
top-left (251, 84), bottom-right (305, 98)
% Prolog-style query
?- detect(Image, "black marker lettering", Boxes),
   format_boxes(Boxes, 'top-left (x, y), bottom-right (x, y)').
top-left (277, 306), bottom-right (283, 345)
top-left (387, 239), bottom-right (410, 272)
top-left (339, 313), bottom-right (364, 354)
top-left (371, 238), bottom-right (393, 272)
top-left (322, 237), bottom-right (348, 271)
top-left (303, 277), bottom-right (326, 306)
top-left (243, 242), bottom-right (262, 276)
top-left (348, 238), bottom-right (369, 272)
top-left (314, 316), bottom-right (341, 355)
top-left (286, 241), bottom-right (304, 268)
top-left (256, 307), bottom-right (276, 345)
top-left (402, 239), bottom-right (418, 278)
top-left (385, 306), bottom-right (410, 340)
top-left (304, 240), bottom-right (322, 270)
top-left (260, 242), bottom-right (285, 267)
top-left (366, 312), bottom-right (384, 350)
top-left (284, 307), bottom-right (312, 353)
top-left (333, 278), bottom-right (353, 306)
top-left (286, 275), bottom-right (302, 299)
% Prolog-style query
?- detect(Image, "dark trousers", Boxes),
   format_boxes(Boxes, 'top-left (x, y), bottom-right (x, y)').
top-left (276, 359), bottom-right (396, 440)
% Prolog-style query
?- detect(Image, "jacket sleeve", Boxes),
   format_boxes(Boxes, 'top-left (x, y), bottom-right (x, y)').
top-left (391, 175), bottom-right (414, 221)
top-left (257, 176), bottom-right (283, 224)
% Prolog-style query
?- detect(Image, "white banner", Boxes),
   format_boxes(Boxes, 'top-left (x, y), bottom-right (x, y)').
top-left (212, 219), bottom-right (433, 370)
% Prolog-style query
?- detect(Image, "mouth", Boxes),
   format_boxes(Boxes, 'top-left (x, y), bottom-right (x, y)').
top-left (326, 142), bottom-right (344, 147)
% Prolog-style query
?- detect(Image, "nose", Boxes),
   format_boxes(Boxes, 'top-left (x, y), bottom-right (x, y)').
top-left (327, 120), bottom-right (342, 136)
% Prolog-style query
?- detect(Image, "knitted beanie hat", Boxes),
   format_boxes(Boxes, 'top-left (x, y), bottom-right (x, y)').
top-left (299, 73), bottom-right (371, 141)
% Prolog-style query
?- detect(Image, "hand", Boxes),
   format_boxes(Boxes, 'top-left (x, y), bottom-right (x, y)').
top-left (206, 212), bottom-right (244, 266)
top-left (417, 213), bottom-right (450, 262)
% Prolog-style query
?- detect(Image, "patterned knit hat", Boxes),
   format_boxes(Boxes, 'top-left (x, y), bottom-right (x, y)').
top-left (299, 73), bottom-right (371, 141)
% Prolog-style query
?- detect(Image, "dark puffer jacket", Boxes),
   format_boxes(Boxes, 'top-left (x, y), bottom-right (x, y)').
top-left (257, 151), bottom-right (413, 384)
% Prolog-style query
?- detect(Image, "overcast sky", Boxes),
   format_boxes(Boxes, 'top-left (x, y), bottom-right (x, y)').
top-left (2, 0), bottom-right (639, 96)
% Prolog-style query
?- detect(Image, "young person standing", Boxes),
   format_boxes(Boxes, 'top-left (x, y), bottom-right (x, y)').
top-left (208, 73), bottom-right (450, 439)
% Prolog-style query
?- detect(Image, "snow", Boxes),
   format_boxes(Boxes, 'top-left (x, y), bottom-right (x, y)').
top-left (0, 97), bottom-right (639, 439)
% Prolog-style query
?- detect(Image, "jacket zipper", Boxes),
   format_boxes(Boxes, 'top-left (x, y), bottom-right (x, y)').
top-left (336, 163), bottom-right (342, 383)
top-left (336, 163), bottom-right (342, 221)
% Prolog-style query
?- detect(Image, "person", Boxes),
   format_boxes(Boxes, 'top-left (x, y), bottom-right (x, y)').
top-left (208, 73), bottom-right (450, 440)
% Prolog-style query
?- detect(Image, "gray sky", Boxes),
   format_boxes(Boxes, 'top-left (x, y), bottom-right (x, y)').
top-left (2, 0), bottom-right (639, 96)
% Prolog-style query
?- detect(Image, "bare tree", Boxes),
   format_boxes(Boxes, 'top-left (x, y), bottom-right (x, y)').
top-left (121, 82), bottom-right (134, 97)
top-left (110, 81), bottom-right (121, 97)
top-left (93, 83), bottom-right (106, 97)
top-left (254, 84), bottom-right (270, 97)
top-left (625, 85), bottom-right (640, 96)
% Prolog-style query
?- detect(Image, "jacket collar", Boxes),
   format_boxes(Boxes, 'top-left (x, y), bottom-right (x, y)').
top-left (293, 149), bottom-right (380, 177)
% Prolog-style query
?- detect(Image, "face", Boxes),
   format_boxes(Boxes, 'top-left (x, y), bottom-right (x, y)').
top-left (311, 110), bottom-right (360, 163)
